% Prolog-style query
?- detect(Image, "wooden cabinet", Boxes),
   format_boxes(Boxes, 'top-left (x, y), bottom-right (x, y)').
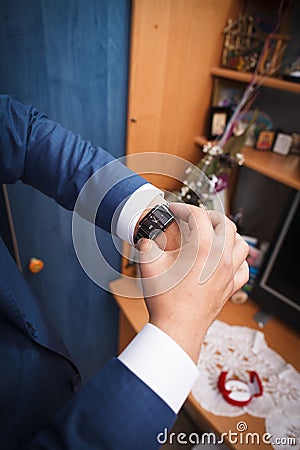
top-left (126, 0), bottom-right (241, 191)
top-left (126, 3), bottom-right (299, 192)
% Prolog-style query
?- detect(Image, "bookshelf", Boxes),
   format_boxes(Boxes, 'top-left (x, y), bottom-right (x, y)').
top-left (211, 67), bottom-right (300, 94)
top-left (194, 136), bottom-right (300, 190)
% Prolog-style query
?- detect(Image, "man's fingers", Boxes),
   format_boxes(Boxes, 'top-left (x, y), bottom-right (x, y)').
top-left (200, 212), bottom-right (248, 286)
top-left (170, 203), bottom-right (214, 250)
top-left (209, 210), bottom-right (235, 230)
top-left (199, 212), bottom-right (235, 282)
top-left (233, 234), bottom-right (249, 270)
top-left (207, 211), bottom-right (236, 260)
top-left (233, 260), bottom-right (250, 293)
top-left (170, 203), bottom-right (208, 231)
top-left (169, 202), bottom-right (198, 228)
top-left (208, 213), bottom-right (248, 273)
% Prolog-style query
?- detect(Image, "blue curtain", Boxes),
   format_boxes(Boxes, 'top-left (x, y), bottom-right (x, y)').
top-left (0, 0), bottom-right (131, 382)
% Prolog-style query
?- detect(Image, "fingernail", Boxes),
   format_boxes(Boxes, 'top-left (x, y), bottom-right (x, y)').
top-left (137, 238), bottom-right (151, 251)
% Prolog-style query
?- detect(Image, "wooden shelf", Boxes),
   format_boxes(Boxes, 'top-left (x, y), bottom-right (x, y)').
top-left (211, 67), bottom-right (300, 94)
top-left (241, 146), bottom-right (300, 190)
top-left (195, 136), bottom-right (300, 190)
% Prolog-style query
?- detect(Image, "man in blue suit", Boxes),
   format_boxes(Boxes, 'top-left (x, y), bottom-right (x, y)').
top-left (0, 95), bottom-right (249, 449)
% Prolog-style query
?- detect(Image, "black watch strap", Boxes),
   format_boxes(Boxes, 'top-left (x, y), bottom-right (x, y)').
top-left (133, 203), bottom-right (175, 244)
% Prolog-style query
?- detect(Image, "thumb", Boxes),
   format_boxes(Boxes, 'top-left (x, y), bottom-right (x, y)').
top-left (137, 238), bottom-right (167, 298)
top-left (137, 238), bottom-right (163, 266)
top-left (136, 238), bottom-right (152, 252)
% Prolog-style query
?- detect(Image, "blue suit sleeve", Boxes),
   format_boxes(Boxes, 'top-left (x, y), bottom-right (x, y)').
top-left (0, 95), bottom-right (148, 233)
top-left (25, 358), bottom-right (176, 450)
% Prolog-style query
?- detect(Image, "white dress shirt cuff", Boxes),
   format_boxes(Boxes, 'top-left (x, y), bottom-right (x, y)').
top-left (118, 323), bottom-right (199, 414)
top-left (116, 184), bottom-right (165, 244)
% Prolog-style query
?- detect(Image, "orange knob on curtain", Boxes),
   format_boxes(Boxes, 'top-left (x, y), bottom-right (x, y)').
top-left (28, 258), bottom-right (44, 273)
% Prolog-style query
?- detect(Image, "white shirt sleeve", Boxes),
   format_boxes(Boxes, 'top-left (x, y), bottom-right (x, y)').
top-left (115, 183), bottom-right (166, 244)
top-left (118, 323), bottom-right (199, 414)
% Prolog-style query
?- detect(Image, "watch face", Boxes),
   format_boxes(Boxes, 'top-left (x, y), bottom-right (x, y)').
top-left (149, 213), bottom-right (159, 224)
top-left (134, 204), bottom-right (175, 243)
top-left (151, 205), bottom-right (174, 228)
top-left (153, 208), bottom-right (172, 224)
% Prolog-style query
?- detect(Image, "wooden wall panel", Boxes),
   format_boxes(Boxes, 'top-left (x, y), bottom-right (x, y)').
top-left (127, 0), bottom-right (242, 190)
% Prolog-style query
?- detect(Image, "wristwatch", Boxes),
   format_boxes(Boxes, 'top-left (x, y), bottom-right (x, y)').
top-left (133, 203), bottom-right (175, 245)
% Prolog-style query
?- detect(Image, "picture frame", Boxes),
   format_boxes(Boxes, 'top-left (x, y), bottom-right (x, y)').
top-left (273, 132), bottom-right (293, 156)
top-left (207, 107), bottom-right (231, 140)
top-left (255, 129), bottom-right (276, 151)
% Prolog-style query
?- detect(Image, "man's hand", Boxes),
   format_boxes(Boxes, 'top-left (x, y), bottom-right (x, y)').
top-left (137, 203), bottom-right (249, 364)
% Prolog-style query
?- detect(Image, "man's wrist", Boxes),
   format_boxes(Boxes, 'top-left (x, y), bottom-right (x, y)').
top-left (115, 185), bottom-right (165, 244)
top-left (149, 318), bottom-right (207, 364)
top-left (134, 207), bottom-right (152, 237)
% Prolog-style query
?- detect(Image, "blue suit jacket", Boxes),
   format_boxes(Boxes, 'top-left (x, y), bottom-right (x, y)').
top-left (0, 96), bottom-right (176, 449)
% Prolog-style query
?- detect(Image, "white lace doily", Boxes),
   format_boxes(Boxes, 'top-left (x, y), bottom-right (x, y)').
top-left (192, 320), bottom-right (300, 449)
